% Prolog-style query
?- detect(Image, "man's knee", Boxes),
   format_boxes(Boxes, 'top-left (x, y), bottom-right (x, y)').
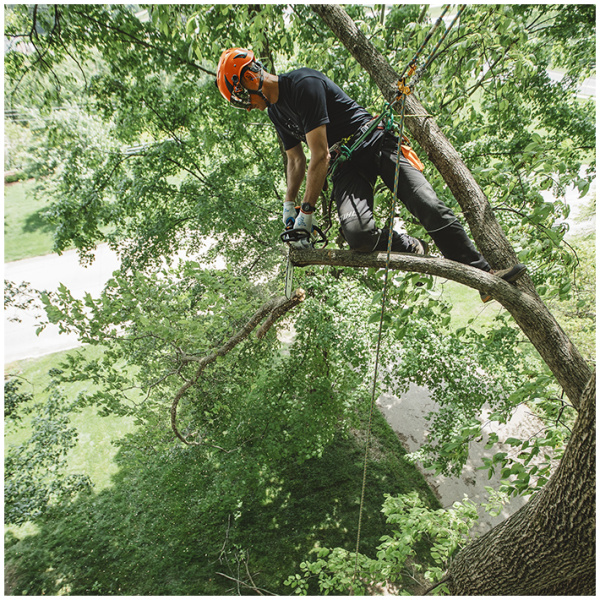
top-left (342, 223), bottom-right (379, 253)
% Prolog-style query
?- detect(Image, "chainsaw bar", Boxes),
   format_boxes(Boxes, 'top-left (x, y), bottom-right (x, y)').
top-left (281, 223), bottom-right (328, 299)
top-left (284, 253), bottom-right (293, 299)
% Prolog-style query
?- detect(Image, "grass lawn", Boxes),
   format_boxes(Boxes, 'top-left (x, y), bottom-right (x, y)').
top-left (5, 345), bottom-right (137, 498)
top-left (5, 345), bottom-right (137, 543)
top-left (434, 277), bottom-right (500, 330)
top-left (4, 180), bottom-right (59, 262)
top-left (5, 344), bottom-right (440, 596)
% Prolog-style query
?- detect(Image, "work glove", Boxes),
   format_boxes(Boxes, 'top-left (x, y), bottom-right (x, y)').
top-left (282, 201), bottom-right (297, 229)
top-left (290, 209), bottom-right (315, 249)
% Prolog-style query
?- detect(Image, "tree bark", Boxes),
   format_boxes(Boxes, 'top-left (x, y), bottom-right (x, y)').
top-left (446, 370), bottom-right (596, 595)
top-left (309, 4), bottom-right (591, 406)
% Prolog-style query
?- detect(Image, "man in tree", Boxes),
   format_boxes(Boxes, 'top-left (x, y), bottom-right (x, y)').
top-left (215, 47), bottom-right (526, 301)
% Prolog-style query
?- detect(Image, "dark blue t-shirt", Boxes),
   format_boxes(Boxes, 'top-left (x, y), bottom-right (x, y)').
top-left (268, 68), bottom-right (372, 151)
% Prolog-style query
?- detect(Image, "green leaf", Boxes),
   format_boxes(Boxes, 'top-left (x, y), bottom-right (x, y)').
top-left (504, 437), bottom-right (523, 447)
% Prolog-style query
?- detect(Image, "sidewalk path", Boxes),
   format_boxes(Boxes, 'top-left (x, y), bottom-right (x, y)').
top-left (378, 385), bottom-right (542, 534)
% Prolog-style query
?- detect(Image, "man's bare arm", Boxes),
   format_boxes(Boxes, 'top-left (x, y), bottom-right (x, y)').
top-left (285, 143), bottom-right (307, 205)
top-left (302, 124), bottom-right (330, 209)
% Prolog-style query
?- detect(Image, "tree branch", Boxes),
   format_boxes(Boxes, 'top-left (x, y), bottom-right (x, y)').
top-left (291, 247), bottom-right (527, 306)
top-left (446, 368), bottom-right (596, 594)
top-left (70, 7), bottom-right (215, 75)
top-left (290, 247), bottom-right (587, 410)
top-left (216, 571), bottom-right (277, 596)
top-left (170, 289), bottom-right (305, 446)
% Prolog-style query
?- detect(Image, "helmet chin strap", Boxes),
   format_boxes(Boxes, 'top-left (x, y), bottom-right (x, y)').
top-left (245, 62), bottom-right (271, 106)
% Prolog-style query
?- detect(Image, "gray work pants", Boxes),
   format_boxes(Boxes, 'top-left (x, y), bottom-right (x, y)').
top-left (332, 130), bottom-right (490, 271)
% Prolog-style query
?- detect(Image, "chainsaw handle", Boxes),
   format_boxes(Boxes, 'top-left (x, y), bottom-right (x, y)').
top-left (280, 225), bottom-right (328, 248)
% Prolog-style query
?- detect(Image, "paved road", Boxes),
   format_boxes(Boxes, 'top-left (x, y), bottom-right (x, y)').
top-left (4, 243), bottom-right (225, 365)
top-left (378, 386), bottom-right (539, 534)
top-left (547, 70), bottom-right (596, 99)
top-left (4, 244), bottom-right (120, 364)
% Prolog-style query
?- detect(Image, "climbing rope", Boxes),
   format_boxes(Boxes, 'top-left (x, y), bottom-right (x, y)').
top-left (352, 4), bottom-right (465, 584)
top-left (353, 90), bottom-right (409, 579)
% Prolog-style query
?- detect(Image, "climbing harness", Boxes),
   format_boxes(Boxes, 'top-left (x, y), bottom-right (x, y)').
top-left (325, 5), bottom-right (464, 182)
top-left (351, 4), bottom-right (466, 582)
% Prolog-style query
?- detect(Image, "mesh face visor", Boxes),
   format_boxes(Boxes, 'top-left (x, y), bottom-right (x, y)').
top-left (229, 81), bottom-right (252, 110)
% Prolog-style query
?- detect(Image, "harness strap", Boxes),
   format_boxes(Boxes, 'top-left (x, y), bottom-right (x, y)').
top-left (328, 112), bottom-right (392, 177)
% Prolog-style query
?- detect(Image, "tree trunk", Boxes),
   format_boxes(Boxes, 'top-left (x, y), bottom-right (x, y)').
top-left (446, 370), bottom-right (596, 595)
top-left (310, 4), bottom-right (591, 406)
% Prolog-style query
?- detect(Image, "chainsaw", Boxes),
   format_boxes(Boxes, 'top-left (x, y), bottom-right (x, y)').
top-left (280, 208), bottom-right (327, 298)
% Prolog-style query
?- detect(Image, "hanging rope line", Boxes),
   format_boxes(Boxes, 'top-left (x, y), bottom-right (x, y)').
top-left (352, 91), bottom-right (409, 579)
top-left (352, 4), bottom-right (465, 584)
top-left (413, 5), bottom-right (466, 88)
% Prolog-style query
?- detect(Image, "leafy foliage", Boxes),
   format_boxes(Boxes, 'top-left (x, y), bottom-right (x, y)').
top-left (285, 492), bottom-right (478, 595)
top-left (5, 402), bottom-right (437, 595)
top-left (4, 377), bottom-right (33, 421)
top-left (5, 387), bottom-right (92, 525)
top-left (5, 5), bottom-right (594, 280)
top-left (3, 3), bottom-right (595, 595)
top-left (37, 264), bottom-right (380, 457)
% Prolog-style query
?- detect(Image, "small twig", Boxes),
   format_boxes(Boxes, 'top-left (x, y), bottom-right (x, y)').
top-left (218, 515), bottom-right (231, 563)
top-left (244, 554), bottom-right (264, 596)
top-left (424, 574), bottom-right (450, 595)
top-left (215, 572), bottom-right (277, 596)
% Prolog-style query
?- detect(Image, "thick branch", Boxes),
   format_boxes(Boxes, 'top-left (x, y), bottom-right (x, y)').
top-left (291, 246), bottom-right (540, 312)
top-left (170, 289), bottom-right (305, 446)
top-left (291, 248), bottom-right (587, 408)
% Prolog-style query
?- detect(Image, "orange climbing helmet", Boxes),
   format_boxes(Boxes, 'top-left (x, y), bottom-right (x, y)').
top-left (216, 47), bottom-right (267, 110)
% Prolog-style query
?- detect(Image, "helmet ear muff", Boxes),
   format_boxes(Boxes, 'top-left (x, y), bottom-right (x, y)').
top-left (242, 60), bottom-right (263, 84)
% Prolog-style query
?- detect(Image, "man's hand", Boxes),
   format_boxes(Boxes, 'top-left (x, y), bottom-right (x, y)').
top-left (290, 209), bottom-right (314, 249)
top-left (283, 201), bottom-right (297, 229)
